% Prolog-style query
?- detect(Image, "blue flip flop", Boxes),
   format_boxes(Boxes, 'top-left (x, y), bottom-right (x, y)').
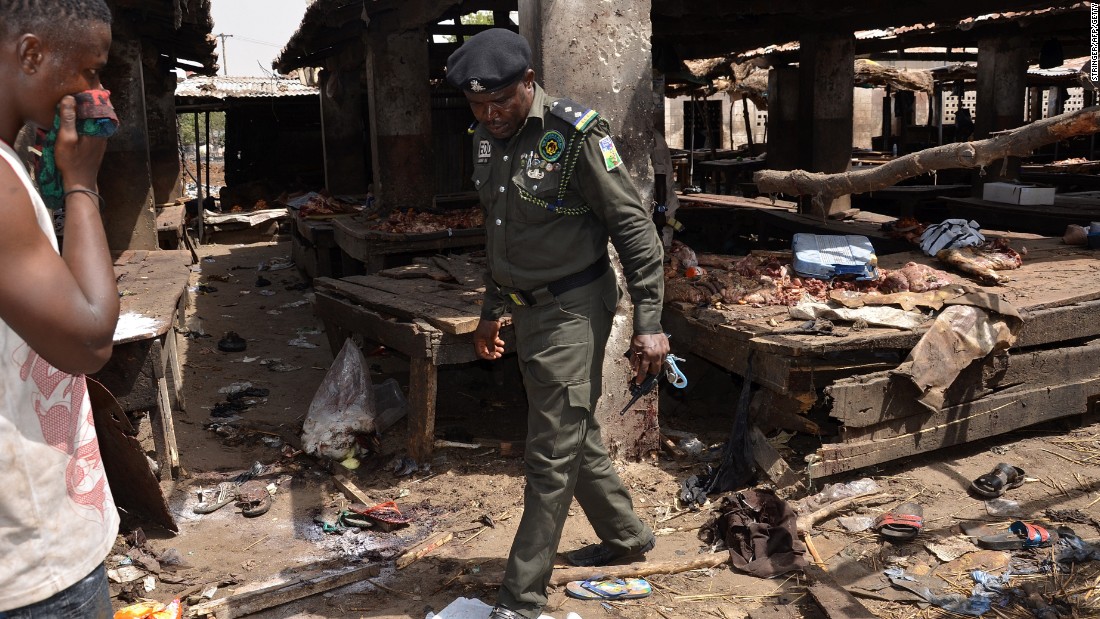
top-left (565, 577), bottom-right (652, 600)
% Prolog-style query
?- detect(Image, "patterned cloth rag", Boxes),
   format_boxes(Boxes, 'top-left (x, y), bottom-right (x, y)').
top-left (34, 89), bottom-right (119, 209)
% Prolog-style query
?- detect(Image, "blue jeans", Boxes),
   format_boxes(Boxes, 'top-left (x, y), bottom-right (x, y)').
top-left (0, 564), bottom-right (112, 619)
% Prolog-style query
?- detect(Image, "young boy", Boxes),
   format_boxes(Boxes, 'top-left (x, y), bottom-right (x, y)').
top-left (0, 1), bottom-right (120, 616)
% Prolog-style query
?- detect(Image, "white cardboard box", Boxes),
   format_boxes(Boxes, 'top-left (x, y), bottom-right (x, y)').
top-left (982, 181), bottom-right (1055, 205)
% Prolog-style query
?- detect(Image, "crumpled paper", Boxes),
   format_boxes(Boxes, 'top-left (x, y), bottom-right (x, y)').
top-left (790, 301), bottom-right (928, 330)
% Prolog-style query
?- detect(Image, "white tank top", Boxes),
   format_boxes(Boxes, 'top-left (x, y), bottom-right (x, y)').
top-left (0, 140), bottom-right (119, 610)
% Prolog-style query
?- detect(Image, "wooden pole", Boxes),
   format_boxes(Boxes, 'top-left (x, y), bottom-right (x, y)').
top-left (742, 94), bottom-right (755, 148)
top-left (204, 110), bottom-right (211, 202)
top-left (194, 112), bottom-right (204, 243)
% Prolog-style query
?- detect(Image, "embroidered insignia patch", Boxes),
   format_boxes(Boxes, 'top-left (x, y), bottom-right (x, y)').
top-left (477, 139), bottom-right (491, 164)
top-left (469, 79), bottom-right (485, 92)
top-left (599, 135), bottom-right (622, 171)
top-left (539, 130), bottom-right (565, 163)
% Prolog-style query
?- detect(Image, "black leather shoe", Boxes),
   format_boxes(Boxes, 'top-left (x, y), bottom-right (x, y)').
top-left (488, 606), bottom-right (526, 619)
top-left (565, 536), bottom-right (655, 567)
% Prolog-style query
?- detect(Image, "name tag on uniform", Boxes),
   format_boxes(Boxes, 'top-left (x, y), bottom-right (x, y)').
top-left (599, 136), bottom-right (622, 171)
top-left (478, 140), bottom-right (492, 164)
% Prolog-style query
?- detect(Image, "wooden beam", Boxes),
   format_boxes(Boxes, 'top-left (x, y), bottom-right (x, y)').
top-left (811, 376), bottom-right (1100, 477)
top-left (406, 357), bottom-right (439, 464)
top-left (189, 563), bottom-right (382, 618)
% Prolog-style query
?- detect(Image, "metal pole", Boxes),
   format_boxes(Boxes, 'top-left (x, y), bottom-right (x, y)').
top-left (194, 113), bottom-right (204, 243)
top-left (204, 111), bottom-right (211, 203)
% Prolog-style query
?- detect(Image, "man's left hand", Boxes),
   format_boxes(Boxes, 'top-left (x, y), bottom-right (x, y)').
top-left (628, 333), bottom-right (670, 385)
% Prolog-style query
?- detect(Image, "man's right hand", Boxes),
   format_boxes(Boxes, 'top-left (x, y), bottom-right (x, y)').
top-left (54, 94), bottom-right (108, 191)
top-left (474, 319), bottom-right (505, 360)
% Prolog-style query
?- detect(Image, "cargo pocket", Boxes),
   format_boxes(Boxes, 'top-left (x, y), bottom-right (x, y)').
top-left (512, 169), bottom-right (562, 224)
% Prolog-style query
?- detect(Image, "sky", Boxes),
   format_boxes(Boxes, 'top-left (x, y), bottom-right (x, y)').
top-left (208, 0), bottom-right (309, 77)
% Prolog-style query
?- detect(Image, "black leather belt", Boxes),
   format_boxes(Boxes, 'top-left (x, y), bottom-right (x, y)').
top-left (505, 257), bottom-right (610, 306)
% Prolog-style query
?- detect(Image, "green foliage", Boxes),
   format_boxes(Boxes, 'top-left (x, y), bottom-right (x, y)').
top-left (177, 111), bottom-right (226, 148)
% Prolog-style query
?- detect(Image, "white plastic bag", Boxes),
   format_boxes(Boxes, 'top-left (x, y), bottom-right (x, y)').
top-left (301, 339), bottom-right (376, 459)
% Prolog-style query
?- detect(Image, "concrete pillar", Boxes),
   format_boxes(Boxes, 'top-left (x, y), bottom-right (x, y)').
top-left (798, 32), bottom-right (854, 215)
top-left (99, 27), bottom-right (157, 250)
top-left (364, 21), bottom-right (433, 211)
top-left (520, 0), bottom-right (658, 459)
top-left (320, 58), bottom-right (368, 194)
top-left (976, 35), bottom-right (1026, 184)
top-left (766, 65), bottom-right (800, 172)
top-left (142, 53), bottom-right (181, 206)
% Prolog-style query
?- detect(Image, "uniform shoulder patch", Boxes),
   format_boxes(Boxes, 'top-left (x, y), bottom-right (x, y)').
top-left (598, 135), bottom-right (622, 171)
top-left (549, 97), bottom-right (600, 133)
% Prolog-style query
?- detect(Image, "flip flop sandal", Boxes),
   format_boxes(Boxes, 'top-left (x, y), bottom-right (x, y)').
top-left (565, 577), bottom-right (652, 601)
top-left (977, 521), bottom-right (1056, 550)
top-left (194, 482), bottom-right (237, 514)
top-left (217, 331), bottom-right (247, 353)
top-left (970, 463), bottom-right (1025, 498)
top-left (339, 511), bottom-right (374, 528)
top-left (874, 502), bottom-right (924, 542)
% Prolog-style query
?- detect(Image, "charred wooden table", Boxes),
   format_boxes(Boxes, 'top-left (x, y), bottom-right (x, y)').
top-left (332, 216), bottom-right (486, 274)
top-left (665, 237), bottom-right (1100, 477)
top-left (291, 212), bottom-right (342, 281)
top-left (943, 195), bottom-right (1100, 236)
top-left (695, 158), bottom-right (766, 194)
top-left (312, 256), bottom-right (513, 463)
top-left (91, 249), bottom-right (192, 479)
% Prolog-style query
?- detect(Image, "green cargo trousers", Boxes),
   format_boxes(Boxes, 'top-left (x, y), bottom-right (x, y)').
top-left (495, 268), bottom-right (654, 617)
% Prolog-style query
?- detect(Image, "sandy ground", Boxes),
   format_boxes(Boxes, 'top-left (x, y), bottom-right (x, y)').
top-left (107, 239), bottom-right (1100, 619)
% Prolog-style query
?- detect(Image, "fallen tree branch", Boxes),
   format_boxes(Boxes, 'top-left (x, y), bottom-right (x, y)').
top-left (754, 105), bottom-right (1100, 210)
top-left (456, 553), bottom-right (729, 587)
top-left (795, 492), bottom-right (893, 532)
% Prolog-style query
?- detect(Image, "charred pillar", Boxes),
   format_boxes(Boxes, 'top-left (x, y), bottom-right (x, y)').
top-left (320, 47), bottom-right (368, 195)
top-left (143, 52), bottom-right (181, 206)
top-left (99, 26), bottom-right (157, 250)
top-left (520, 0), bottom-right (658, 458)
top-left (766, 65), bottom-right (800, 172)
top-left (975, 34), bottom-right (1026, 185)
top-left (798, 32), bottom-right (854, 215)
top-left (364, 20), bottom-right (432, 211)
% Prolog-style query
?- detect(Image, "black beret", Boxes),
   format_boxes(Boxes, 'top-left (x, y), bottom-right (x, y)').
top-left (446, 28), bottom-right (531, 93)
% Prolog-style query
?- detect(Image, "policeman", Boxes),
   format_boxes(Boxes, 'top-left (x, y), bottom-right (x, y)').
top-left (447, 28), bottom-right (669, 619)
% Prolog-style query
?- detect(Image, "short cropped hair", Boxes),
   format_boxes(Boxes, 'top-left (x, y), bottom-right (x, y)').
top-left (0, 0), bottom-right (112, 40)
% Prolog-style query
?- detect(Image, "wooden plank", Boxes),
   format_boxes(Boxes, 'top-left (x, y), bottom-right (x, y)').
top-left (828, 338), bottom-right (1100, 428)
top-left (332, 472), bottom-right (373, 506)
top-left (804, 564), bottom-right (878, 619)
top-left (750, 426), bottom-right (805, 492)
top-left (189, 563), bottom-right (382, 618)
top-left (312, 290), bottom-right (433, 359)
top-left (396, 531), bottom-right (453, 570)
top-left (314, 277), bottom-right (477, 335)
top-left (406, 357), bottom-right (438, 464)
top-left (341, 275), bottom-right (486, 321)
top-left (378, 263), bottom-right (451, 281)
top-left (1017, 298), bottom-right (1100, 346)
top-left (87, 379), bottom-right (177, 532)
top-left (810, 376), bottom-right (1100, 477)
top-left (430, 254), bottom-right (485, 288)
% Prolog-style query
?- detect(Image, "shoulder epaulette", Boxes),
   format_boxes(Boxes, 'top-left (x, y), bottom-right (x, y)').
top-left (549, 98), bottom-right (600, 133)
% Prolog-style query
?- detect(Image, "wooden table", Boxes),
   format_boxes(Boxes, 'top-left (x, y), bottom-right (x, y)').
top-left (291, 213), bottom-right (342, 281)
top-left (332, 216), bottom-right (486, 274)
top-left (91, 249), bottom-right (192, 479)
top-left (853, 184), bottom-right (971, 218)
top-left (664, 236), bottom-right (1100, 477)
top-left (943, 195), bottom-right (1100, 236)
top-left (155, 204), bottom-right (185, 249)
top-left (312, 255), bottom-right (513, 464)
top-left (695, 158), bottom-right (767, 194)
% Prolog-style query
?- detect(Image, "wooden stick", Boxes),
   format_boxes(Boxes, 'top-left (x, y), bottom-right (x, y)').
top-left (795, 492), bottom-right (891, 532)
top-left (331, 472), bottom-right (373, 506)
top-left (396, 531), bottom-right (453, 570)
top-left (802, 532), bottom-right (827, 571)
top-left (456, 553), bottom-right (729, 587)
top-left (188, 563), bottom-right (380, 618)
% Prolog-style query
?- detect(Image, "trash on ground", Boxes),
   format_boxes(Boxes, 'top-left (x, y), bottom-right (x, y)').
top-left (792, 478), bottom-right (881, 513)
top-left (113, 598), bottom-right (182, 619)
top-left (984, 497), bottom-right (1022, 517)
top-left (259, 256), bottom-right (295, 271)
top-left (301, 339), bottom-right (377, 459)
top-left (874, 501), bottom-right (924, 542)
top-left (288, 337), bottom-right (319, 348)
top-left (259, 358), bottom-right (302, 372)
top-left (837, 515), bottom-right (876, 532)
top-left (424, 597), bottom-right (568, 619)
top-left (258, 289), bottom-right (276, 296)
top-left (255, 276), bottom-right (271, 287)
top-left (217, 331), bottom-right (247, 353)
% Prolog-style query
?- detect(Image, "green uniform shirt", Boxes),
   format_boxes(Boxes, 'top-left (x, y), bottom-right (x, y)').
top-left (471, 84), bottom-right (664, 334)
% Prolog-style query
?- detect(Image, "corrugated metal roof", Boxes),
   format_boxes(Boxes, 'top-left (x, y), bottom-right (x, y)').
top-left (175, 76), bottom-right (318, 100)
top-left (737, 3), bottom-right (1088, 61)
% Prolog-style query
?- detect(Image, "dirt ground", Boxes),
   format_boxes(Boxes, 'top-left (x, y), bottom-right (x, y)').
top-left (109, 239), bottom-right (1100, 619)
